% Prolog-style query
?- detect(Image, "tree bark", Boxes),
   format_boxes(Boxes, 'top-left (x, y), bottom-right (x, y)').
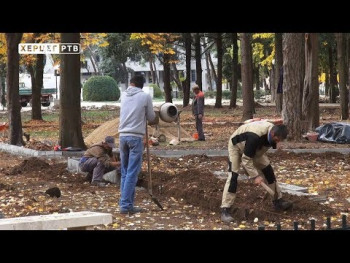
top-left (203, 38), bottom-right (213, 91)
top-left (194, 33), bottom-right (202, 90)
top-left (302, 33), bottom-right (319, 131)
top-left (59, 33), bottom-right (86, 149)
top-left (149, 55), bottom-right (158, 85)
top-left (153, 60), bottom-right (160, 88)
top-left (5, 33), bottom-right (24, 146)
top-left (0, 64), bottom-right (6, 109)
top-left (270, 66), bottom-right (275, 103)
top-left (275, 33), bottom-right (283, 114)
top-left (282, 33), bottom-right (304, 141)
top-left (215, 33), bottom-right (223, 108)
top-left (122, 62), bottom-right (128, 87)
top-left (241, 33), bottom-right (254, 121)
top-left (32, 54), bottom-right (44, 120)
top-left (208, 52), bottom-right (218, 86)
top-left (170, 63), bottom-right (182, 91)
top-left (230, 33), bottom-right (238, 109)
top-left (183, 33), bottom-right (191, 107)
top-left (329, 43), bottom-right (338, 103)
top-left (325, 65), bottom-right (329, 99)
top-left (163, 53), bottom-right (172, 103)
top-left (336, 33), bottom-right (349, 120)
top-left (254, 64), bottom-right (260, 90)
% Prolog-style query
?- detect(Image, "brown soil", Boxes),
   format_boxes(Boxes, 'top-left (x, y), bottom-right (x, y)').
top-left (1, 150), bottom-right (349, 230)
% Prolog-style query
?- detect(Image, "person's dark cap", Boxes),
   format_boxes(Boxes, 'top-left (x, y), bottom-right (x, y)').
top-left (105, 136), bottom-right (116, 148)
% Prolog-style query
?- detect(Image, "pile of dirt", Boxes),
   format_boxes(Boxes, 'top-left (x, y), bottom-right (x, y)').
top-left (139, 155), bottom-right (337, 223)
top-left (7, 157), bottom-right (50, 175)
top-left (24, 140), bottom-right (53, 151)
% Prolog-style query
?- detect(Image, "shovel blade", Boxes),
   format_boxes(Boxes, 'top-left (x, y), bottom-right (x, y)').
top-left (151, 195), bottom-right (164, 210)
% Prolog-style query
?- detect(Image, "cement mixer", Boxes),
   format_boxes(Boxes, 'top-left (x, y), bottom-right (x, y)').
top-left (159, 102), bottom-right (178, 123)
top-left (150, 102), bottom-right (182, 144)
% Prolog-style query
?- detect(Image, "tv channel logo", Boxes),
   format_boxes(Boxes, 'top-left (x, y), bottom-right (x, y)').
top-left (19, 43), bottom-right (81, 54)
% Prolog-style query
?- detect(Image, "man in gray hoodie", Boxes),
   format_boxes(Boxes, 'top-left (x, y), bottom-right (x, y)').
top-left (118, 75), bottom-right (158, 214)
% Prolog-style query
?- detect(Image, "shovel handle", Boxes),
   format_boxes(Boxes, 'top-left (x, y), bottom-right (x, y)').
top-left (145, 121), bottom-right (152, 195)
top-left (260, 181), bottom-right (275, 196)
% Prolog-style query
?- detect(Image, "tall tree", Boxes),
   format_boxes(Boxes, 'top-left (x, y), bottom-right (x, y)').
top-left (282, 33), bottom-right (304, 141)
top-left (241, 33), bottom-right (254, 121)
top-left (183, 33), bottom-right (191, 107)
top-left (230, 33), bottom-right (239, 109)
top-left (59, 33), bottom-right (86, 149)
top-left (163, 53), bottom-right (172, 103)
top-left (328, 35), bottom-right (338, 103)
top-left (336, 33), bottom-right (349, 120)
top-left (27, 54), bottom-right (44, 120)
top-left (130, 33), bottom-right (179, 102)
top-left (194, 33), bottom-right (203, 90)
top-left (275, 33), bottom-right (283, 114)
top-left (203, 38), bottom-right (213, 91)
top-left (302, 33), bottom-right (319, 130)
top-left (215, 33), bottom-right (223, 108)
top-left (5, 33), bottom-right (24, 146)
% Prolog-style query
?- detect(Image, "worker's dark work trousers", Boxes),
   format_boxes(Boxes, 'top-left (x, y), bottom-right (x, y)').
top-left (195, 115), bottom-right (205, 140)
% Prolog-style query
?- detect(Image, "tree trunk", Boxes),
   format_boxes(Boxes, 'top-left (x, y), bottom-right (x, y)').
top-left (59, 33), bottom-right (86, 149)
top-left (183, 33), bottom-right (191, 107)
top-left (275, 33), bottom-right (283, 114)
top-left (255, 64), bottom-right (260, 90)
top-left (270, 66), bottom-right (275, 103)
top-left (32, 54), bottom-right (44, 120)
top-left (215, 33), bottom-right (223, 108)
top-left (230, 33), bottom-right (238, 109)
top-left (153, 60), bottom-right (160, 88)
top-left (5, 33), bottom-right (24, 146)
top-left (0, 64), bottom-right (6, 109)
top-left (122, 62), bottom-right (128, 87)
top-left (329, 44), bottom-right (338, 103)
top-left (203, 38), bottom-right (213, 91)
top-left (302, 33), bottom-right (319, 131)
top-left (336, 33), bottom-right (349, 120)
top-left (170, 63), bottom-right (182, 91)
top-left (282, 33), bottom-right (304, 141)
top-left (208, 52), bottom-right (218, 86)
top-left (163, 53), bottom-right (172, 103)
top-left (194, 33), bottom-right (202, 90)
top-left (149, 56), bottom-right (156, 84)
top-left (325, 65), bottom-right (329, 98)
top-left (87, 45), bottom-right (99, 74)
top-left (241, 33), bottom-right (254, 121)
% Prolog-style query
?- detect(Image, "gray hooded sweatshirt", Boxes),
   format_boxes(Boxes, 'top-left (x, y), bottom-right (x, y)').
top-left (119, 86), bottom-right (156, 138)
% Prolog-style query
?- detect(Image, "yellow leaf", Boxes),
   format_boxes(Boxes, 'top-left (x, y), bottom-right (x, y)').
top-left (238, 224), bottom-right (246, 229)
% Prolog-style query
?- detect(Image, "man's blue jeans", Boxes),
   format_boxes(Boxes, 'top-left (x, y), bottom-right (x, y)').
top-left (119, 136), bottom-right (143, 211)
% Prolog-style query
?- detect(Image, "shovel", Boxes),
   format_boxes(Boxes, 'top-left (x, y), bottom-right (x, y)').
top-left (260, 181), bottom-right (275, 196)
top-left (145, 121), bottom-right (164, 211)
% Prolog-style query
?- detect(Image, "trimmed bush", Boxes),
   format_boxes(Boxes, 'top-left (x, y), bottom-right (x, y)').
top-left (222, 90), bottom-right (231, 99)
top-left (149, 84), bottom-right (163, 98)
top-left (83, 76), bottom-right (120, 101)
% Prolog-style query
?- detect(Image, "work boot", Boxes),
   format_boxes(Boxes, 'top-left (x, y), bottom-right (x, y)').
top-left (91, 180), bottom-right (107, 187)
top-left (273, 198), bottom-right (293, 211)
top-left (120, 206), bottom-right (145, 214)
top-left (85, 172), bottom-right (93, 183)
top-left (221, 208), bottom-right (234, 223)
